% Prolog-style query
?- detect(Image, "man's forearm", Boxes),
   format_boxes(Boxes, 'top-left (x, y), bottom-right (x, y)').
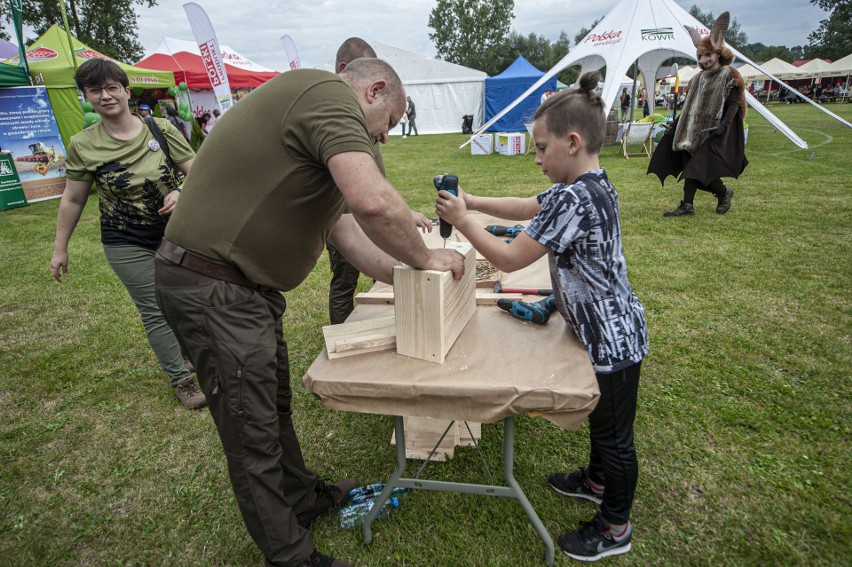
top-left (350, 199), bottom-right (432, 270)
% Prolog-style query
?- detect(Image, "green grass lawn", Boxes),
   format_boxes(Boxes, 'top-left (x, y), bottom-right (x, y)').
top-left (1, 103), bottom-right (850, 566)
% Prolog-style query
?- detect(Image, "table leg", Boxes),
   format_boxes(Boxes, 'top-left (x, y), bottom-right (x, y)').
top-left (362, 416), bottom-right (555, 566)
top-left (502, 417), bottom-right (555, 566)
top-left (362, 415), bottom-right (407, 544)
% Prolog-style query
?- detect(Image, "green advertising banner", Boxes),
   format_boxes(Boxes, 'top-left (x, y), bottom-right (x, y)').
top-left (0, 152), bottom-right (28, 210)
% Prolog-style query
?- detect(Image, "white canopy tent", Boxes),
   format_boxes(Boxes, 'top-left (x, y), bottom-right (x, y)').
top-left (371, 42), bottom-right (487, 135)
top-left (797, 58), bottom-right (833, 77)
top-left (760, 57), bottom-right (804, 80)
top-left (822, 54), bottom-right (852, 78)
top-left (464, 0), bottom-right (851, 153)
top-left (736, 63), bottom-right (768, 81)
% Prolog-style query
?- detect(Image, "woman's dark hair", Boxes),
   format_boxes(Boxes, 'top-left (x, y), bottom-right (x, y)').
top-left (74, 58), bottom-right (130, 91)
top-left (533, 72), bottom-right (606, 153)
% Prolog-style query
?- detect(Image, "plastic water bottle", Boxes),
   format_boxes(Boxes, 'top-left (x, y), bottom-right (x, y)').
top-left (338, 497), bottom-right (400, 528)
top-left (348, 483), bottom-right (410, 504)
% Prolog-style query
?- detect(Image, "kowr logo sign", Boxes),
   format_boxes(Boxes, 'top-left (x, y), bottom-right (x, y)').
top-left (642, 28), bottom-right (675, 41)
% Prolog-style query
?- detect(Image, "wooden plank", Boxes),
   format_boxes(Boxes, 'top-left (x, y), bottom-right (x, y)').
top-left (355, 290), bottom-right (519, 306)
top-left (475, 292), bottom-right (522, 305)
top-left (334, 333), bottom-right (396, 353)
top-left (393, 245), bottom-right (476, 364)
top-left (390, 417), bottom-right (459, 462)
top-left (457, 421), bottom-right (482, 447)
top-left (322, 316), bottom-right (396, 359)
top-left (355, 292), bottom-right (395, 305)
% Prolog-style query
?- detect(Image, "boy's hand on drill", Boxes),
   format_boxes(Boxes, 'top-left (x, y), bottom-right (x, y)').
top-left (435, 187), bottom-right (468, 227)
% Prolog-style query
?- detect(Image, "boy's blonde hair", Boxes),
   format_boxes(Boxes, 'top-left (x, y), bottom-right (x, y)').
top-left (534, 71), bottom-right (606, 153)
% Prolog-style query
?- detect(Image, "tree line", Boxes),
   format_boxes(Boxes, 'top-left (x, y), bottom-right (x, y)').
top-left (428, 0), bottom-right (851, 80)
top-left (0, 0), bottom-right (848, 72)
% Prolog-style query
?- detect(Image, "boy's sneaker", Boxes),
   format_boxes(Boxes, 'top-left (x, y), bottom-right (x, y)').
top-left (301, 548), bottom-right (351, 567)
top-left (174, 376), bottom-right (206, 409)
top-left (549, 468), bottom-right (604, 504)
top-left (297, 478), bottom-right (357, 527)
top-left (558, 512), bottom-right (632, 562)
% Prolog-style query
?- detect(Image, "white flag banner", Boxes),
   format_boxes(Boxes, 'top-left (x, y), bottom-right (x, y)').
top-left (280, 35), bottom-right (301, 71)
top-left (183, 2), bottom-right (232, 114)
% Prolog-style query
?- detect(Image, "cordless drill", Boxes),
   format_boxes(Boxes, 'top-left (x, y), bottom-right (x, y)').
top-left (485, 224), bottom-right (525, 238)
top-left (434, 174), bottom-right (459, 246)
top-left (497, 295), bottom-right (557, 325)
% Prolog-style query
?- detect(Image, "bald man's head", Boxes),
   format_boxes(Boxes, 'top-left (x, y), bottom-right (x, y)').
top-left (339, 58), bottom-right (406, 145)
top-left (336, 37), bottom-right (377, 73)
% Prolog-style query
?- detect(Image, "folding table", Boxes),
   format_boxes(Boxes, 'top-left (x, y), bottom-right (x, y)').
top-left (302, 215), bottom-right (599, 565)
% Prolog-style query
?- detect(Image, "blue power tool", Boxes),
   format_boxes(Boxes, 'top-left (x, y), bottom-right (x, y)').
top-left (434, 174), bottom-right (459, 241)
top-left (497, 295), bottom-right (557, 325)
top-left (485, 224), bottom-right (525, 237)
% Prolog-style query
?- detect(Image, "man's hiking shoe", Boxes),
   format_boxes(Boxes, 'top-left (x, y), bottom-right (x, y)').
top-left (174, 376), bottom-right (206, 409)
top-left (716, 187), bottom-right (734, 214)
top-left (301, 548), bottom-right (351, 567)
top-left (549, 468), bottom-right (604, 504)
top-left (297, 478), bottom-right (357, 528)
top-left (183, 357), bottom-right (195, 372)
top-left (558, 512), bottom-right (632, 562)
top-left (663, 201), bottom-right (694, 217)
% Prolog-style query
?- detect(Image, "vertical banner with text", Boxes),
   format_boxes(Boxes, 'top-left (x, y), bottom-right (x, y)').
top-left (0, 86), bottom-right (67, 204)
top-left (183, 2), bottom-right (233, 114)
top-left (280, 35), bottom-right (301, 71)
top-left (8, 0), bottom-right (29, 74)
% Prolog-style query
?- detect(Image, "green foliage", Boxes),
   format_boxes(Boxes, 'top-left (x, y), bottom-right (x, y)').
top-left (806, 0), bottom-right (852, 60)
top-left (574, 17), bottom-right (603, 46)
top-left (739, 43), bottom-right (803, 63)
top-left (6, 0), bottom-right (158, 63)
top-left (428, 0), bottom-right (515, 76)
top-left (188, 116), bottom-right (205, 152)
top-left (496, 30), bottom-right (576, 85)
top-left (0, 102), bottom-right (850, 566)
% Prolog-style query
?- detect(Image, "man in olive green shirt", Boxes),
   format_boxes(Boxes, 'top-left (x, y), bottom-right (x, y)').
top-left (155, 59), bottom-right (464, 567)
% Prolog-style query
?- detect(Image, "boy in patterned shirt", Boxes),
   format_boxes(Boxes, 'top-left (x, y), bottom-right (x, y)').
top-left (436, 71), bottom-right (648, 562)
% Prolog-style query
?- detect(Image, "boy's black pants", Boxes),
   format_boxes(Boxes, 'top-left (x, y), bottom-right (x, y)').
top-left (586, 361), bottom-right (641, 526)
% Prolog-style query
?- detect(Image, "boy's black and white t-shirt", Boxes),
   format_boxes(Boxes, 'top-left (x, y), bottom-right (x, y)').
top-left (526, 169), bottom-right (648, 373)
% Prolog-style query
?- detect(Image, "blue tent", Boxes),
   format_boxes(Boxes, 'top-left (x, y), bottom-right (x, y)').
top-left (485, 56), bottom-right (556, 132)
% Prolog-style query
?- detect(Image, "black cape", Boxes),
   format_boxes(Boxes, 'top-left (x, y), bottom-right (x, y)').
top-left (647, 112), bottom-right (748, 187)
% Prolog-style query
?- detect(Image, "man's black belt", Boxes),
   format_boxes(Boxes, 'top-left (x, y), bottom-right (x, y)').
top-left (157, 239), bottom-right (261, 289)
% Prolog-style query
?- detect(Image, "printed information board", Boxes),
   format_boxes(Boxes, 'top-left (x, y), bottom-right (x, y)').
top-left (0, 86), bottom-right (67, 204)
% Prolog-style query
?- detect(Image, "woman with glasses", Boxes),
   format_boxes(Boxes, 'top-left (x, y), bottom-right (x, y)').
top-left (50, 59), bottom-right (205, 410)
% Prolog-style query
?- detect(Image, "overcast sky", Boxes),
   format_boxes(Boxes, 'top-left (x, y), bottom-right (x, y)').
top-left (134, 1), bottom-right (828, 70)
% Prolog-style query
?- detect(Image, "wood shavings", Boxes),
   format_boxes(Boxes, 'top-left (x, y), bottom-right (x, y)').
top-left (476, 260), bottom-right (498, 281)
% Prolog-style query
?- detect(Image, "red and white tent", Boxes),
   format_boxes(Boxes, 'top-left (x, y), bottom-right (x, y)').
top-left (136, 37), bottom-right (278, 89)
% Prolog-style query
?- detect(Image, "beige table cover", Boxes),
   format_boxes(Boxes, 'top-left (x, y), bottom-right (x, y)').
top-left (301, 214), bottom-right (599, 431)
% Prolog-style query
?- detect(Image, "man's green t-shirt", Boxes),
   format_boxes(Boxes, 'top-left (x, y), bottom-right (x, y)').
top-left (65, 116), bottom-right (194, 248)
top-left (165, 69), bottom-right (376, 291)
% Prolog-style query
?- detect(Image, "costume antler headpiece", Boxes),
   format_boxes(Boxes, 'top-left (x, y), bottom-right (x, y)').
top-left (685, 11), bottom-right (734, 66)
